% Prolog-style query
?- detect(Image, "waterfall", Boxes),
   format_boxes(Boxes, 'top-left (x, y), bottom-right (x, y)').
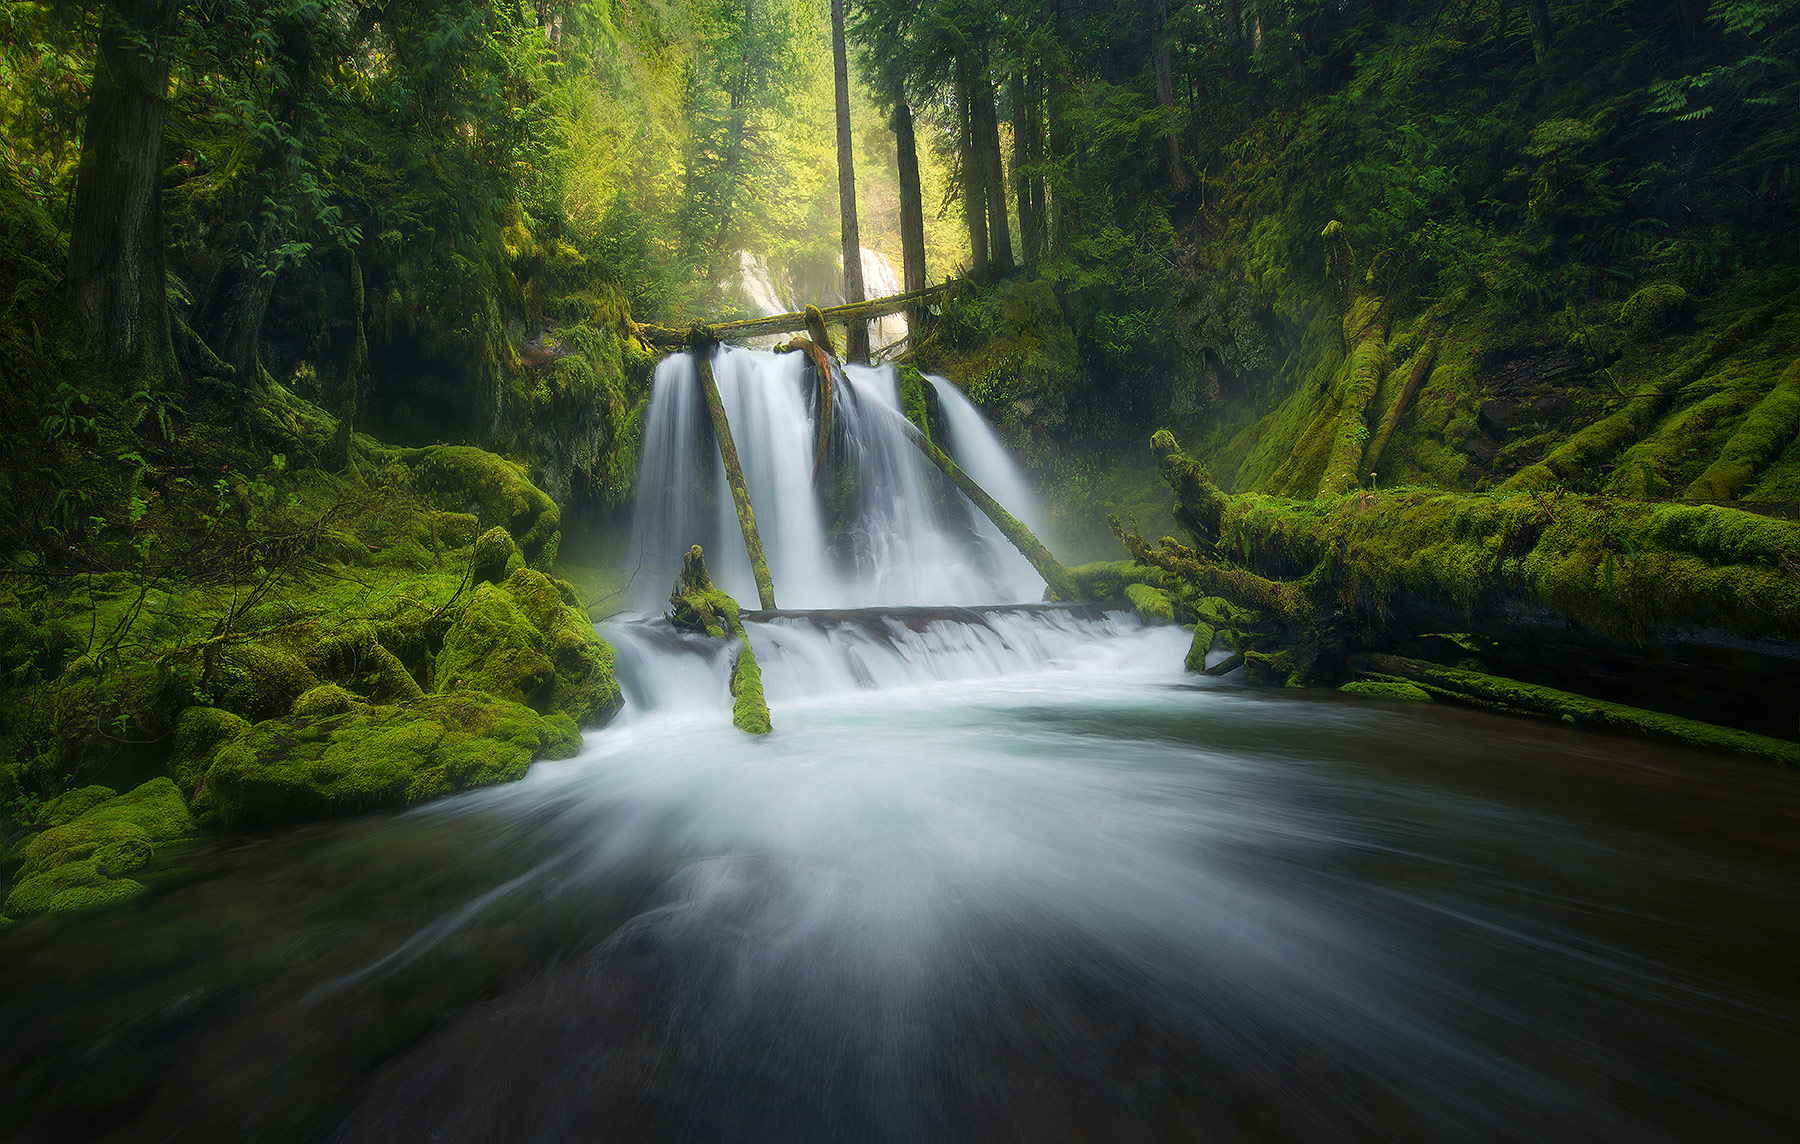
top-left (629, 349), bottom-right (1046, 611)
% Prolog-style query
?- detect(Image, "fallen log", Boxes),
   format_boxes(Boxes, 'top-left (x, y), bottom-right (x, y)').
top-left (777, 335), bottom-right (836, 480)
top-left (635, 283), bottom-right (954, 348)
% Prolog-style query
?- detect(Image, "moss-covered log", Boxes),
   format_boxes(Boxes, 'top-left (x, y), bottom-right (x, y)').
top-left (1317, 296), bottom-right (1389, 497)
top-left (881, 391), bottom-right (1076, 601)
top-left (1360, 655), bottom-right (1800, 766)
top-left (1116, 430), bottom-right (1800, 747)
top-left (693, 344), bottom-right (777, 611)
top-left (636, 284), bottom-right (953, 348)
top-left (778, 336), bottom-right (836, 480)
top-left (1684, 357), bottom-right (1800, 500)
top-left (667, 545), bottom-right (771, 735)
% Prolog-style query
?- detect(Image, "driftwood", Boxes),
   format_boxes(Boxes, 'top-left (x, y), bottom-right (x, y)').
top-left (694, 346), bottom-right (777, 610)
top-left (636, 283), bottom-right (953, 349)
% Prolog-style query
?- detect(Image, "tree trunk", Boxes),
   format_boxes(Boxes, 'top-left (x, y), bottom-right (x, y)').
top-left (202, 11), bottom-right (313, 388)
top-left (1220, 0), bottom-right (1242, 45)
top-left (329, 251), bottom-right (366, 472)
top-left (1149, 0), bottom-right (1188, 193)
top-left (1525, 0), bottom-right (1553, 62)
top-left (1010, 71), bottom-right (1041, 266)
top-left (1024, 63), bottom-right (1047, 263)
top-left (67, 0), bottom-right (180, 388)
top-left (829, 0), bottom-right (869, 363)
top-left (892, 93), bottom-right (929, 329)
top-left (957, 60), bottom-right (990, 279)
top-left (971, 68), bottom-right (1014, 275)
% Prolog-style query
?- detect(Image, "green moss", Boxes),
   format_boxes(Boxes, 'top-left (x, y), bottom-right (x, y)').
top-left (1619, 283), bottom-right (1690, 340)
top-left (472, 525), bottom-right (518, 585)
top-left (408, 445), bottom-right (561, 567)
top-left (499, 567), bottom-right (622, 726)
top-left (4, 777), bottom-right (194, 916)
top-left (1339, 680), bottom-right (1432, 702)
top-left (170, 707), bottom-right (251, 793)
top-left (37, 785), bottom-right (118, 827)
top-left (291, 683), bottom-right (363, 718)
top-left (1317, 297), bottom-right (1389, 497)
top-left (1364, 654), bottom-right (1800, 765)
top-left (730, 637), bottom-right (771, 735)
top-left (1125, 582), bottom-right (1176, 624)
top-left (1184, 623), bottom-right (1216, 673)
top-left (1066, 560), bottom-right (1169, 602)
top-left (1685, 358), bottom-right (1800, 500)
top-left (436, 583), bottom-right (557, 709)
top-left (196, 692), bottom-right (580, 830)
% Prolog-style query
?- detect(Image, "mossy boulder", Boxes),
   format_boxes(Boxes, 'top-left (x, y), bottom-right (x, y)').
top-left (291, 683), bottom-right (363, 718)
top-left (471, 526), bottom-right (518, 586)
top-left (170, 707), bottom-right (252, 793)
top-left (498, 568), bottom-right (622, 725)
top-left (409, 445), bottom-right (561, 568)
top-left (5, 778), bottom-right (194, 916)
top-left (1620, 283), bottom-right (1690, 340)
top-left (437, 583), bottom-right (558, 710)
top-left (195, 692), bottom-right (581, 830)
top-left (210, 641), bottom-right (320, 722)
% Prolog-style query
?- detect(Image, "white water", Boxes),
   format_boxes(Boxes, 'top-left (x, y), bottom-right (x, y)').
top-left (630, 348), bottom-right (1046, 610)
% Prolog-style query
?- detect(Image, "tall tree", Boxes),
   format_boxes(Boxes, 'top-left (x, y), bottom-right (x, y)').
top-left (970, 61), bottom-right (1014, 274)
top-left (831, 0), bottom-right (869, 362)
top-left (893, 91), bottom-right (930, 324)
top-left (957, 58), bottom-right (991, 279)
top-left (67, 0), bottom-right (180, 387)
top-left (1149, 0), bottom-right (1188, 192)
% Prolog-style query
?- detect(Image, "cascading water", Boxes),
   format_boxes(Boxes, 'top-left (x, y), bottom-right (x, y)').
top-left (630, 347), bottom-right (1047, 612)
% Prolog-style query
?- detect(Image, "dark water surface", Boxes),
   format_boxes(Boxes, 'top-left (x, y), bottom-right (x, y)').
top-left (2, 626), bottom-right (1795, 1142)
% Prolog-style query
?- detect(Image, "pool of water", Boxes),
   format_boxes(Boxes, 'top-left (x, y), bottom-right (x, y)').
top-left (2, 618), bottom-right (1794, 1142)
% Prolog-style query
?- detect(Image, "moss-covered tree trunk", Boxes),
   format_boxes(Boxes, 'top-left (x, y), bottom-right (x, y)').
top-left (971, 65), bottom-right (1014, 276)
top-left (780, 336), bottom-right (836, 479)
top-left (694, 347), bottom-right (777, 610)
top-left (887, 373), bottom-right (1075, 600)
top-left (1148, 0), bottom-right (1188, 193)
top-left (67, 0), bottom-right (180, 389)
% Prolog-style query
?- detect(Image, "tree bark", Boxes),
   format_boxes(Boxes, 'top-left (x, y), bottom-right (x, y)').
top-left (829, 0), bottom-right (869, 363)
top-left (1149, 0), bottom-right (1188, 193)
top-left (892, 93), bottom-right (929, 329)
top-left (957, 60), bottom-right (990, 279)
top-left (971, 66), bottom-right (1014, 275)
top-left (202, 10), bottom-right (314, 388)
top-left (67, 0), bottom-right (180, 388)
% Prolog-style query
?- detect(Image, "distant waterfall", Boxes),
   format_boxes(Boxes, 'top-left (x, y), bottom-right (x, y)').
top-left (722, 248), bottom-right (910, 355)
top-left (629, 348), bottom-right (1047, 611)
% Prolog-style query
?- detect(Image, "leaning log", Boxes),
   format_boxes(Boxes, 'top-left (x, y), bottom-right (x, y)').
top-left (873, 386), bottom-right (1076, 601)
top-left (693, 344), bottom-right (778, 610)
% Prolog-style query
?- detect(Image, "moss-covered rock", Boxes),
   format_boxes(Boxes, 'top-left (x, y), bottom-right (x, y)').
top-left (436, 584), bottom-right (557, 709)
top-left (409, 445), bottom-right (561, 568)
top-left (667, 546), bottom-right (771, 734)
top-left (170, 707), bottom-right (252, 794)
top-left (1620, 283), bottom-right (1690, 340)
top-left (471, 525), bottom-right (517, 586)
top-left (291, 683), bottom-right (363, 719)
top-left (5, 778), bottom-right (194, 916)
top-left (196, 692), bottom-right (581, 830)
top-left (1339, 680), bottom-right (1432, 702)
top-left (499, 567), bottom-right (622, 726)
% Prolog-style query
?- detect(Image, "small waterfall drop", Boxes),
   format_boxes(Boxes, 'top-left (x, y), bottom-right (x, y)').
top-left (629, 348), bottom-right (1046, 612)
